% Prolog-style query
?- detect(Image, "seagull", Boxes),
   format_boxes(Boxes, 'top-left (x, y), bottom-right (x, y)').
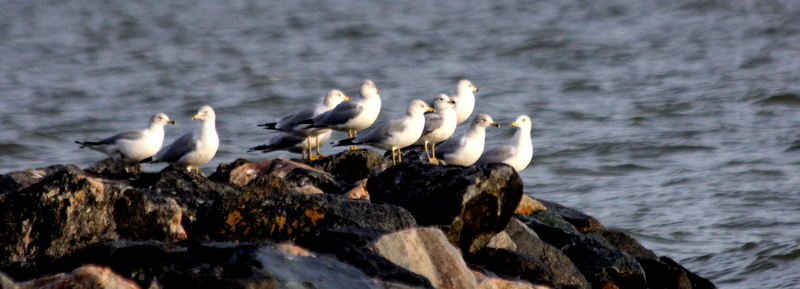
top-left (143, 106), bottom-right (219, 173)
top-left (303, 80), bottom-right (382, 150)
top-left (257, 89), bottom-right (348, 159)
top-left (449, 79), bottom-right (479, 125)
top-left (76, 113), bottom-right (175, 170)
top-left (433, 113), bottom-right (499, 166)
top-left (474, 115), bottom-right (533, 171)
top-left (413, 94), bottom-right (457, 163)
top-left (248, 130), bottom-right (332, 159)
top-left (333, 100), bottom-right (434, 165)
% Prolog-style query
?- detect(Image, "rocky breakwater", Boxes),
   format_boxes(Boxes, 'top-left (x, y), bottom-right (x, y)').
top-left (0, 150), bottom-right (716, 289)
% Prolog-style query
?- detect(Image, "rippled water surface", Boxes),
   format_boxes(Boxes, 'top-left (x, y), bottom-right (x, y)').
top-left (2, 0), bottom-right (800, 287)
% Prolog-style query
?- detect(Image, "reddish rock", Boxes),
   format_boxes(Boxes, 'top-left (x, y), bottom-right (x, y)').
top-left (18, 265), bottom-right (140, 289)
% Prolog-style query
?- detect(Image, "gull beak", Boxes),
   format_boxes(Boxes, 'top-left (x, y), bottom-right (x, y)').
top-left (191, 114), bottom-right (200, 120)
top-left (491, 122), bottom-right (500, 128)
top-left (427, 107), bottom-right (436, 113)
top-left (510, 122), bottom-right (518, 128)
top-left (474, 87), bottom-right (479, 92)
top-left (448, 100), bottom-right (456, 104)
top-left (376, 89), bottom-right (381, 94)
top-left (343, 95), bottom-right (351, 101)
top-left (168, 120), bottom-right (176, 125)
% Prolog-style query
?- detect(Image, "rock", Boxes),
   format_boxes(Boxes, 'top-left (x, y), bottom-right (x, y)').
top-left (515, 214), bottom-right (646, 288)
top-left (635, 258), bottom-right (692, 289)
top-left (0, 164), bottom-right (83, 193)
top-left (533, 199), bottom-right (604, 233)
top-left (486, 231), bottom-right (517, 251)
top-left (367, 161), bottom-right (523, 253)
top-left (84, 158), bottom-right (143, 179)
top-left (473, 270), bottom-right (550, 289)
top-left (515, 195), bottom-right (547, 215)
top-left (504, 219), bottom-right (589, 289)
top-left (17, 264), bottom-right (140, 289)
top-left (211, 158), bottom-right (356, 196)
top-left (596, 231), bottom-right (658, 261)
top-left (130, 166), bottom-right (242, 228)
top-left (465, 248), bottom-right (557, 288)
top-left (0, 170), bottom-right (186, 263)
top-left (366, 227), bottom-right (479, 289)
top-left (308, 149), bottom-right (392, 184)
top-left (223, 246), bottom-right (382, 289)
top-left (195, 193), bottom-right (416, 243)
top-left (659, 257), bottom-right (717, 289)
top-left (296, 228), bottom-right (435, 289)
top-left (346, 178), bottom-right (370, 200)
top-left (0, 271), bottom-right (18, 289)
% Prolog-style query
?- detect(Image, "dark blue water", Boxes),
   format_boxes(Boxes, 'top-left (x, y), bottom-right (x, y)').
top-left (1, 1), bottom-right (799, 287)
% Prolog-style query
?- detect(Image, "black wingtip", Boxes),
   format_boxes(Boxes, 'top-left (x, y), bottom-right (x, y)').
top-left (140, 156), bottom-right (153, 163)
top-left (332, 138), bottom-right (356, 147)
top-left (258, 122), bottom-right (278, 129)
top-left (247, 145), bottom-right (272, 153)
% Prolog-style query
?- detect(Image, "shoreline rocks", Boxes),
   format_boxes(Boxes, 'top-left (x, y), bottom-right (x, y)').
top-left (0, 150), bottom-right (716, 289)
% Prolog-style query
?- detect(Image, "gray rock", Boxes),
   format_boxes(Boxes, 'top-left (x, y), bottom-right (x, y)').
top-left (308, 150), bottom-right (392, 184)
top-left (366, 227), bottom-right (479, 289)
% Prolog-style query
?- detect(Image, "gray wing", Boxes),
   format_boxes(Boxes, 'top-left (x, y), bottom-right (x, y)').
top-left (476, 145), bottom-right (516, 164)
top-left (357, 119), bottom-right (407, 144)
top-left (278, 106), bottom-right (316, 128)
top-left (98, 130), bottom-right (144, 144)
top-left (421, 114), bottom-right (444, 136)
top-left (314, 102), bottom-right (363, 126)
top-left (154, 132), bottom-right (197, 163)
top-left (249, 133), bottom-right (306, 153)
top-left (433, 134), bottom-right (467, 158)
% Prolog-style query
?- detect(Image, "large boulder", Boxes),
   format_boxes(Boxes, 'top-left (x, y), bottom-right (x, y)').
top-left (516, 213), bottom-right (646, 288)
top-left (0, 169), bottom-right (185, 263)
top-left (367, 161), bottom-right (523, 253)
top-left (209, 158), bottom-right (355, 195)
top-left (503, 219), bottom-right (589, 289)
top-left (534, 199), bottom-right (604, 233)
top-left (0, 164), bottom-right (83, 193)
top-left (366, 227), bottom-right (480, 289)
top-left (194, 193), bottom-right (416, 243)
top-left (465, 248), bottom-right (557, 288)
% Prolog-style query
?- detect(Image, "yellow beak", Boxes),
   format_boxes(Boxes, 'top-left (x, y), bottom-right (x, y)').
top-left (376, 89), bottom-right (381, 94)
top-left (427, 107), bottom-right (436, 113)
top-left (168, 120), bottom-right (176, 125)
top-left (510, 122), bottom-right (518, 127)
top-left (192, 114), bottom-right (200, 120)
top-left (343, 96), bottom-right (351, 101)
top-left (448, 100), bottom-right (456, 104)
top-left (491, 122), bottom-right (500, 128)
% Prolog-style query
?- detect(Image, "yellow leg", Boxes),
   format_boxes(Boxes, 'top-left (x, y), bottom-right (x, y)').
top-left (306, 138), bottom-right (313, 160)
top-left (315, 137), bottom-right (328, 158)
top-left (423, 141), bottom-right (432, 162)
top-left (348, 130), bottom-right (360, 150)
top-left (397, 148), bottom-right (403, 163)
top-left (391, 149), bottom-right (397, 165)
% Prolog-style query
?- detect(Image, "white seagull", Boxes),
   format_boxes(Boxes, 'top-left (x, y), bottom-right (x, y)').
top-left (474, 115), bottom-right (533, 171)
top-left (144, 106), bottom-right (219, 173)
top-left (434, 113), bottom-right (499, 166)
top-left (449, 79), bottom-right (479, 124)
top-left (76, 113), bottom-right (175, 169)
top-left (304, 80), bottom-right (382, 149)
top-left (257, 89), bottom-right (348, 159)
top-left (333, 100), bottom-right (434, 165)
top-left (413, 94), bottom-right (457, 163)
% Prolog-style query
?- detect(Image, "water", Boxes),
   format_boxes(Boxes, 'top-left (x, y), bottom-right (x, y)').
top-left (1, 0), bottom-right (799, 287)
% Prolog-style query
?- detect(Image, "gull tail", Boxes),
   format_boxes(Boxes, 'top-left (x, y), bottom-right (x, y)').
top-left (332, 138), bottom-right (358, 147)
top-left (248, 145), bottom-right (275, 153)
top-left (258, 122), bottom-right (278, 130)
top-left (75, 141), bottom-right (106, 148)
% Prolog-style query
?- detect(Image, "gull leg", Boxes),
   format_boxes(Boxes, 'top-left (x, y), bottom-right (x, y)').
top-left (423, 141), bottom-right (432, 162)
top-left (391, 149), bottom-right (397, 165)
top-left (398, 148), bottom-right (403, 163)
top-left (315, 137), bottom-right (328, 158)
top-left (350, 130), bottom-right (360, 150)
top-left (430, 143), bottom-right (440, 165)
top-left (307, 138), bottom-right (318, 160)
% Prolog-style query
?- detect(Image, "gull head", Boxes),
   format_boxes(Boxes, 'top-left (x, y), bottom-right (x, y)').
top-left (151, 113), bottom-right (176, 127)
top-left (192, 105), bottom-right (216, 122)
top-left (323, 89), bottom-right (350, 107)
top-left (472, 113), bottom-right (500, 129)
